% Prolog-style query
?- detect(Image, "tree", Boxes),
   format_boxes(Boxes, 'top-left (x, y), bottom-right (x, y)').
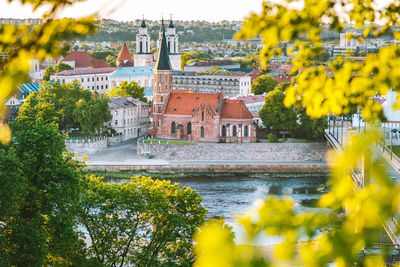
top-left (295, 108), bottom-right (327, 140)
top-left (181, 51), bottom-right (214, 69)
top-left (196, 0), bottom-right (400, 266)
top-left (0, 101), bottom-right (87, 266)
top-left (73, 95), bottom-right (111, 135)
top-left (19, 80), bottom-right (111, 134)
top-left (77, 176), bottom-right (207, 266)
top-left (259, 88), bottom-right (297, 136)
top-left (251, 75), bottom-right (278, 95)
top-left (43, 62), bottom-right (73, 81)
top-left (107, 81), bottom-right (147, 103)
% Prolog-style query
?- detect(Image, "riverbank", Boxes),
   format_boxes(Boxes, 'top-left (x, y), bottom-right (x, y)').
top-left (87, 161), bottom-right (329, 179)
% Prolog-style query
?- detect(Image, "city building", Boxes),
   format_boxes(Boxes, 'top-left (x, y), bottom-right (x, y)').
top-left (232, 94), bottom-right (266, 127)
top-left (172, 72), bottom-right (251, 97)
top-left (117, 43), bottom-right (134, 67)
top-left (150, 24), bottom-right (256, 143)
top-left (107, 97), bottom-right (150, 141)
top-left (109, 66), bottom-right (154, 99)
top-left (50, 68), bottom-right (117, 94)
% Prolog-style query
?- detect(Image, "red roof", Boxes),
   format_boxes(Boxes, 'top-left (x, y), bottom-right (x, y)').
top-left (62, 51), bottom-right (109, 69)
top-left (221, 100), bottom-right (253, 120)
top-left (117, 44), bottom-right (134, 66)
top-left (165, 91), bottom-right (221, 115)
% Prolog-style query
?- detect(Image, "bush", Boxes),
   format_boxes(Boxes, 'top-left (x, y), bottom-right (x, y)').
top-left (267, 133), bottom-right (278, 143)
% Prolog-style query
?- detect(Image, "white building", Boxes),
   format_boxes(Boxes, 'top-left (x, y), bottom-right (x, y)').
top-left (107, 97), bottom-right (150, 141)
top-left (173, 74), bottom-right (251, 97)
top-left (109, 66), bottom-right (154, 100)
top-left (50, 68), bottom-right (117, 94)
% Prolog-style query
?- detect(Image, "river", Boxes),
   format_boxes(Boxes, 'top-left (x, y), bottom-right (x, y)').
top-left (159, 175), bottom-right (327, 245)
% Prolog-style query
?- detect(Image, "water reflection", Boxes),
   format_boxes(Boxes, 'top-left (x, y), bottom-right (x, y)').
top-left (109, 175), bottom-right (327, 245)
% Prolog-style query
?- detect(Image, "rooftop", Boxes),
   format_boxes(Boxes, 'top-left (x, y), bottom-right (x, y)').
top-left (52, 68), bottom-right (117, 77)
top-left (165, 91), bottom-right (220, 115)
top-left (221, 99), bottom-right (253, 120)
top-left (62, 51), bottom-right (109, 69)
top-left (110, 66), bottom-right (154, 78)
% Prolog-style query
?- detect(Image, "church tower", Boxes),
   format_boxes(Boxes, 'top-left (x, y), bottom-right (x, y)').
top-left (134, 18), bottom-right (153, 66)
top-left (152, 20), bottom-right (173, 128)
top-left (166, 18), bottom-right (181, 70)
top-left (157, 18), bottom-right (181, 70)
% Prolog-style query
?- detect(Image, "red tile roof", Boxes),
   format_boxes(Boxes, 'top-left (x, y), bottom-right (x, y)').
top-left (62, 51), bottom-right (109, 68)
top-left (165, 91), bottom-right (221, 115)
top-left (221, 100), bottom-right (253, 120)
top-left (117, 44), bottom-right (134, 66)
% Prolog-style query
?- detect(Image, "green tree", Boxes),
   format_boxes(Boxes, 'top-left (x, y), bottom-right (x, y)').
top-left (259, 88), bottom-right (297, 135)
top-left (107, 81), bottom-right (147, 103)
top-left (19, 80), bottom-right (111, 134)
top-left (73, 95), bottom-right (111, 135)
top-left (251, 75), bottom-right (278, 95)
top-left (43, 62), bottom-right (73, 81)
top-left (0, 103), bottom-right (87, 266)
top-left (181, 51), bottom-right (214, 69)
top-left (78, 176), bottom-right (207, 266)
top-left (295, 108), bottom-right (328, 140)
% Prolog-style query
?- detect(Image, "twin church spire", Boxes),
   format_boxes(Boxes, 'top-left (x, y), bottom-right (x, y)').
top-left (134, 17), bottom-right (181, 70)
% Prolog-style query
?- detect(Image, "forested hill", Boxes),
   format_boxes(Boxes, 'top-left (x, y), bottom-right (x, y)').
top-left (76, 24), bottom-right (238, 43)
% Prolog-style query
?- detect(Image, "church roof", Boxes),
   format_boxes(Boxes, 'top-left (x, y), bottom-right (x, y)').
top-left (165, 91), bottom-right (220, 115)
top-left (169, 20), bottom-right (175, 28)
top-left (155, 21), bottom-right (172, 71)
top-left (221, 100), bottom-right (253, 120)
top-left (117, 44), bottom-right (134, 65)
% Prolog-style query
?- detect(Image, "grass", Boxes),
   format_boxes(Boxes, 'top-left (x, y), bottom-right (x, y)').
top-left (142, 139), bottom-right (195, 145)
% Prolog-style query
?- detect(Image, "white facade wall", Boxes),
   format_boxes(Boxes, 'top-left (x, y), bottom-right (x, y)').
top-left (108, 101), bottom-right (150, 141)
top-left (51, 73), bottom-right (113, 94)
top-left (109, 74), bottom-right (154, 89)
top-left (172, 75), bottom-right (251, 97)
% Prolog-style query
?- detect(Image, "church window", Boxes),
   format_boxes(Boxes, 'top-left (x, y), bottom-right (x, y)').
top-left (171, 122), bottom-right (176, 135)
top-left (201, 126), bottom-right (204, 138)
top-left (222, 125), bottom-right (226, 137)
top-left (202, 111), bottom-right (204, 121)
top-left (244, 125), bottom-right (249, 137)
top-left (188, 122), bottom-right (192, 135)
top-left (161, 96), bottom-right (163, 102)
top-left (233, 126), bottom-right (237, 137)
top-left (158, 107), bottom-right (161, 113)
top-left (140, 42), bottom-right (143, 53)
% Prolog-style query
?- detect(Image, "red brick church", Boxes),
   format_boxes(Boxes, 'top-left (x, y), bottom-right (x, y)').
top-left (150, 22), bottom-right (256, 143)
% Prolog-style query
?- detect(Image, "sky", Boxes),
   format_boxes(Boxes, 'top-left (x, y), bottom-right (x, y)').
top-left (0, 0), bottom-right (264, 22)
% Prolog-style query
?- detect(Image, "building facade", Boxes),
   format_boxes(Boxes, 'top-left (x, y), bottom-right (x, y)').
top-left (172, 73), bottom-right (251, 96)
top-left (50, 68), bottom-right (117, 94)
top-left (151, 25), bottom-right (256, 143)
top-left (108, 97), bottom-right (150, 141)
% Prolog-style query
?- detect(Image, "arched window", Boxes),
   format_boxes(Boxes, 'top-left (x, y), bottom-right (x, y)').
top-left (202, 111), bottom-right (204, 121)
top-left (188, 122), bottom-right (192, 135)
top-left (244, 125), bottom-right (249, 137)
top-left (233, 126), bottom-right (237, 137)
top-left (140, 42), bottom-right (143, 54)
top-left (222, 125), bottom-right (226, 137)
top-left (201, 126), bottom-right (204, 138)
top-left (171, 122), bottom-right (176, 135)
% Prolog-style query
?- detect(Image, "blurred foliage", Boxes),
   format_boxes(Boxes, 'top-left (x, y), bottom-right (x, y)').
top-left (0, 0), bottom-right (96, 144)
top-left (196, 0), bottom-right (400, 266)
